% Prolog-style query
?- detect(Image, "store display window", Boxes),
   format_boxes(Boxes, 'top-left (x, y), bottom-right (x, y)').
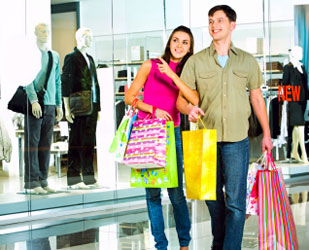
top-left (0, 0), bottom-right (308, 222)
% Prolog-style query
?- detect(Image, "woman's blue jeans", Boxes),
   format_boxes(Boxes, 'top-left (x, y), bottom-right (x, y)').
top-left (206, 137), bottom-right (249, 250)
top-left (145, 127), bottom-right (191, 250)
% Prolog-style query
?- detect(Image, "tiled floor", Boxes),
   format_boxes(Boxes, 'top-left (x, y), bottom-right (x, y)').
top-left (0, 159), bottom-right (309, 250)
top-left (0, 180), bottom-right (308, 250)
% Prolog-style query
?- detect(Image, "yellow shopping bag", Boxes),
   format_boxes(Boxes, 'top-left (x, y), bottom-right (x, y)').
top-left (182, 117), bottom-right (217, 200)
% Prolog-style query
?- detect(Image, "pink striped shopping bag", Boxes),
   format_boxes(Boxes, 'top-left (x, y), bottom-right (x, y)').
top-left (122, 118), bottom-right (167, 169)
top-left (258, 153), bottom-right (298, 250)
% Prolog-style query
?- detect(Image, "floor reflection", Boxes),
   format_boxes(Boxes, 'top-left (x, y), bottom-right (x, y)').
top-left (0, 185), bottom-right (309, 249)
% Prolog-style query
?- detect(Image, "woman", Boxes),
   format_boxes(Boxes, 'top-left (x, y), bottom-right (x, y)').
top-left (125, 25), bottom-right (198, 250)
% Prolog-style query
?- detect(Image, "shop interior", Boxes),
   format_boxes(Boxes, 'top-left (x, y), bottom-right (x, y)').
top-left (0, 0), bottom-right (308, 224)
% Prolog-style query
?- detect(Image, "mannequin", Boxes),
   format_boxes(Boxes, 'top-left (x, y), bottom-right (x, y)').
top-left (24, 23), bottom-right (63, 194)
top-left (61, 28), bottom-right (101, 189)
top-left (283, 46), bottom-right (309, 163)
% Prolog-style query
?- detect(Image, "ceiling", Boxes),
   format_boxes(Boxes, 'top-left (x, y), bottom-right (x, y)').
top-left (51, 0), bottom-right (80, 4)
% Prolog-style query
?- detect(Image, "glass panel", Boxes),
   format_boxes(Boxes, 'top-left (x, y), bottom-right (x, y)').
top-left (0, 0), bottom-right (52, 219)
top-left (112, 0), bottom-right (166, 190)
top-left (91, 34), bottom-right (117, 190)
top-left (113, 0), bottom-right (165, 34)
top-left (0, 0), bottom-right (306, 223)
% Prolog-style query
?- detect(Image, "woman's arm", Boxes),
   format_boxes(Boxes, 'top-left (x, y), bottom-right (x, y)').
top-left (157, 57), bottom-right (199, 106)
top-left (125, 60), bottom-right (173, 120)
top-left (124, 60), bottom-right (152, 114)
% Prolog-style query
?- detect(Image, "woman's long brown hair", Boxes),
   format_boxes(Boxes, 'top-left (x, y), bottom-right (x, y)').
top-left (161, 25), bottom-right (194, 76)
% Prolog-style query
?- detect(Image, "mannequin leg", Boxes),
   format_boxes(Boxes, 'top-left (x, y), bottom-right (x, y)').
top-left (24, 114), bottom-right (43, 190)
top-left (81, 107), bottom-right (98, 186)
top-left (38, 106), bottom-right (56, 192)
top-left (296, 126), bottom-right (308, 163)
top-left (291, 126), bottom-right (301, 161)
top-left (67, 117), bottom-right (84, 186)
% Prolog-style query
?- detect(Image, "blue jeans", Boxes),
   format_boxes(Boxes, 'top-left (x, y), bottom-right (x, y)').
top-left (206, 137), bottom-right (249, 250)
top-left (145, 127), bottom-right (191, 250)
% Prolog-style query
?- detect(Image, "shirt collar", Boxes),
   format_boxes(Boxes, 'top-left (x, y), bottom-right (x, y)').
top-left (209, 42), bottom-right (238, 56)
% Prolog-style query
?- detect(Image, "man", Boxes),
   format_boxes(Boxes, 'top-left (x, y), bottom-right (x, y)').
top-left (177, 5), bottom-right (273, 250)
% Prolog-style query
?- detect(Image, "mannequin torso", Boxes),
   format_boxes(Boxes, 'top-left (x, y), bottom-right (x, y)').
top-left (283, 46), bottom-right (309, 163)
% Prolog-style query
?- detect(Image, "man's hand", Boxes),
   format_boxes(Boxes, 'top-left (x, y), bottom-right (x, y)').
top-left (188, 106), bottom-right (205, 122)
top-left (56, 107), bottom-right (63, 122)
top-left (32, 102), bottom-right (42, 119)
top-left (262, 135), bottom-right (273, 154)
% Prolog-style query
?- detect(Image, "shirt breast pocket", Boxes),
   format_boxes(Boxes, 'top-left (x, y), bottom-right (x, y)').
top-left (197, 71), bottom-right (217, 92)
top-left (232, 70), bottom-right (248, 89)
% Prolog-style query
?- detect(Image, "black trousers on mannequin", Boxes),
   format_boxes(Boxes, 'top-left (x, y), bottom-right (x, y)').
top-left (67, 103), bottom-right (98, 186)
top-left (24, 105), bottom-right (56, 189)
top-left (286, 102), bottom-right (306, 158)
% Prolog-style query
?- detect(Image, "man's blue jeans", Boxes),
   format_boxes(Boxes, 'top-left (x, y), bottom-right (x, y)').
top-left (145, 127), bottom-right (191, 250)
top-left (206, 137), bottom-right (249, 250)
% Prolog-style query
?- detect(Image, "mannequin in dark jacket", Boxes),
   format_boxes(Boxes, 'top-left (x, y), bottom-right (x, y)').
top-left (61, 28), bottom-right (101, 189)
top-left (283, 46), bottom-right (309, 163)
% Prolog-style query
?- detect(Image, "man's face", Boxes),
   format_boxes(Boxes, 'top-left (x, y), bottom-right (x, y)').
top-left (208, 10), bottom-right (236, 42)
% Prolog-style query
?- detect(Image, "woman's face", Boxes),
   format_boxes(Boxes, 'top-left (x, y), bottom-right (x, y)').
top-left (169, 31), bottom-right (191, 62)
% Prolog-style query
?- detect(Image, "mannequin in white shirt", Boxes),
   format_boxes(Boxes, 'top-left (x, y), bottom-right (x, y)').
top-left (289, 46), bottom-right (308, 163)
top-left (63, 28), bottom-right (93, 124)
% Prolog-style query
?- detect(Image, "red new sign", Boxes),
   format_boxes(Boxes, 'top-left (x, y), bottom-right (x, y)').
top-left (278, 85), bottom-right (300, 101)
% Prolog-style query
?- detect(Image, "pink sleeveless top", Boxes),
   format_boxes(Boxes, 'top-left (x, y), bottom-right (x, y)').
top-left (138, 59), bottom-right (181, 126)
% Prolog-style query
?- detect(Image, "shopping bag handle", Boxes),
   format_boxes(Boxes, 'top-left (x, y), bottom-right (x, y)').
top-left (127, 97), bottom-right (139, 117)
top-left (197, 116), bottom-right (206, 129)
top-left (256, 151), bottom-right (267, 165)
top-left (144, 106), bottom-right (157, 120)
top-left (264, 152), bottom-right (277, 171)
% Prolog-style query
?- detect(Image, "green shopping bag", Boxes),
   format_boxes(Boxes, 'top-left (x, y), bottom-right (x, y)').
top-left (109, 103), bottom-right (137, 162)
top-left (130, 121), bottom-right (178, 188)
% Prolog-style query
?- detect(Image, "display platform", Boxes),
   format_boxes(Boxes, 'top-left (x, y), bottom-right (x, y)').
top-left (276, 161), bottom-right (309, 179)
top-left (0, 187), bottom-right (146, 225)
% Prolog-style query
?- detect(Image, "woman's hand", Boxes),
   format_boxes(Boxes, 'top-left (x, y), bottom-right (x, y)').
top-left (157, 57), bottom-right (176, 80)
top-left (156, 108), bottom-right (172, 121)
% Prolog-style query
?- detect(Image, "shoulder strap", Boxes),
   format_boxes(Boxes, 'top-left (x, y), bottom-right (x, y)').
top-left (43, 51), bottom-right (53, 91)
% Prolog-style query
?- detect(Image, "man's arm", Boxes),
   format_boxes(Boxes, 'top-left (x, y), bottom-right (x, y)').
top-left (176, 92), bottom-right (204, 122)
top-left (250, 88), bottom-right (273, 153)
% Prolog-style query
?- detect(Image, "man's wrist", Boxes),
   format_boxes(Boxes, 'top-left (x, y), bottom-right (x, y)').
top-left (186, 104), bottom-right (193, 115)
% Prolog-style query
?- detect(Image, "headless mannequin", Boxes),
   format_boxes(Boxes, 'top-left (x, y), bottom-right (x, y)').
top-left (289, 46), bottom-right (308, 163)
top-left (63, 28), bottom-right (100, 189)
top-left (26, 24), bottom-right (63, 194)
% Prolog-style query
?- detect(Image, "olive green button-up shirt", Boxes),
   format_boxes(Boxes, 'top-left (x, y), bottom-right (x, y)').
top-left (181, 42), bottom-right (263, 142)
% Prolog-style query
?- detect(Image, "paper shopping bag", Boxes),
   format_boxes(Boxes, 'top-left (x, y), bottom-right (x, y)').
top-left (130, 121), bottom-right (178, 188)
top-left (258, 153), bottom-right (298, 250)
top-left (109, 111), bottom-right (137, 162)
top-left (122, 118), bottom-right (167, 169)
top-left (246, 154), bottom-right (265, 215)
top-left (182, 118), bottom-right (217, 200)
top-left (246, 163), bottom-right (260, 215)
